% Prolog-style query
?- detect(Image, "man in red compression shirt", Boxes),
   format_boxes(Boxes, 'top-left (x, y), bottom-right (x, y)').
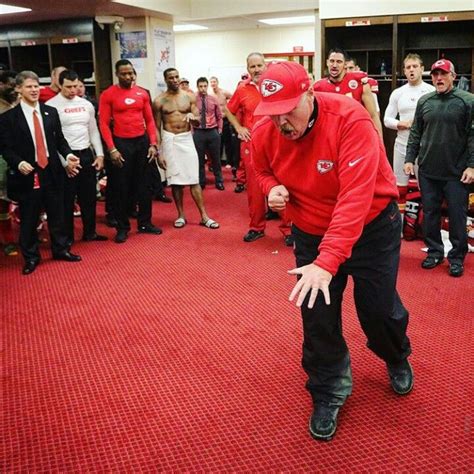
top-left (99, 59), bottom-right (162, 243)
top-left (252, 62), bottom-right (412, 442)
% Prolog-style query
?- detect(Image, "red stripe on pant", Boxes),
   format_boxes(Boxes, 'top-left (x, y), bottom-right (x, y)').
top-left (242, 141), bottom-right (291, 236)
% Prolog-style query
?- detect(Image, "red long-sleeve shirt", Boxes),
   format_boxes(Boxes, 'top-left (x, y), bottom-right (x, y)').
top-left (252, 92), bottom-right (398, 275)
top-left (226, 79), bottom-right (261, 129)
top-left (98, 84), bottom-right (157, 150)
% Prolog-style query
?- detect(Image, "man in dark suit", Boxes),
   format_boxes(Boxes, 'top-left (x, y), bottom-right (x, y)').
top-left (0, 70), bottom-right (82, 274)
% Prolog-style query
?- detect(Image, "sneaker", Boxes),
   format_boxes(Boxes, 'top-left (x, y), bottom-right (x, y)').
top-left (234, 184), bottom-right (245, 193)
top-left (387, 359), bottom-right (414, 395)
top-left (448, 262), bottom-right (464, 277)
top-left (243, 230), bottom-right (264, 242)
top-left (138, 224), bottom-right (162, 235)
top-left (309, 402), bottom-right (340, 441)
top-left (421, 255), bottom-right (443, 269)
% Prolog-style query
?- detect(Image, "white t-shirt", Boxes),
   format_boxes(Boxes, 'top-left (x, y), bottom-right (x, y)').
top-left (383, 81), bottom-right (435, 147)
top-left (46, 94), bottom-right (103, 155)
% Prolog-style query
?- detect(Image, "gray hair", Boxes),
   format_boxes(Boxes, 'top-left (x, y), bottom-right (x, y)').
top-left (246, 52), bottom-right (265, 65)
top-left (15, 70), bottom-right (39, 86)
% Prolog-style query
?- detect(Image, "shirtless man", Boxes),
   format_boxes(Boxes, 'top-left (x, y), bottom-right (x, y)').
top-left (153, 68), bottom-right (219, 230)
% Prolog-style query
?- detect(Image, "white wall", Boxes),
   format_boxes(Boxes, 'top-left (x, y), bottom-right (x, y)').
top-left (175, 25), bottom-right (315, 91)
top-left (320, 0), bottom-right (474, 19)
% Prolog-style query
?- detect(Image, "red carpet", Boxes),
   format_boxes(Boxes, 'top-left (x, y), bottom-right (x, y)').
top-left (2, 169), bottom-right (473, 471)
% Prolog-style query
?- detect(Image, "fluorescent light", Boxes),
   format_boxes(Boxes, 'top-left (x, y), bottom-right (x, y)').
top-left (0, 3), bottom-right (31, 14)
top-left (173, 24), bottom-right (208, 32)
top-left (259, 16), bottom-right (315, 26)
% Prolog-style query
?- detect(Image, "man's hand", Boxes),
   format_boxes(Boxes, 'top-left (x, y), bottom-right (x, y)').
top-left (182, 112), bottom-right (197, 123)
top-left (18, 161), bottom-right (35, 175)
top-left (147, 145), bottom-right (158, 163)
top-left (268, 185), bottom-right (289, 212)
top-left (110, 149), bottom-right (125, 168)
top-left (404, 163), bottom-right (414, 176)
top-left (397, 120), bottom-right (412, 130)
top-left (236, 125), bottom-right (251, 142)
top-left (66, 155), bottom-right (81, 177)
top-left (288, 263), bottom-right (333, 308)
top-left (92, 156), bottom-right (104, 171)
top-left (158, 155), bottom-right (167, 170)
top-left (461, 167), bottom-right (474, 184)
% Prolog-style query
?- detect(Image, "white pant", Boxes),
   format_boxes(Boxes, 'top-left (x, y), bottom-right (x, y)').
top-left (393, 142), bottom-right (418, 186)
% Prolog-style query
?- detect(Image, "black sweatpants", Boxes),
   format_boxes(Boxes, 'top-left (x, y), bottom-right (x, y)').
top-left (293, 201), bottom-right (411, 406)
top-left (108, 134), bottom-right (153, 231)
top-left (64, 148), bottom-right (98, 241)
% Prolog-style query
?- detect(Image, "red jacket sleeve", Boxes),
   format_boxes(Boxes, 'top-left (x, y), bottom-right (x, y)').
top-left (98, 89), bottom-right (114, 150)
top-left (315, 118), bottom-right (381, 275)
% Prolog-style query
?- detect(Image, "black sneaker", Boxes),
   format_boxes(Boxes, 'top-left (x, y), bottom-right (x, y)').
top-left (138, 225), bottom-right (162, 235)
top-left (234, 184), bottom-right (245, 193)
top-left (421, 255), bottom-right (443, 269)
top-left (309, 402), bottom-right (340, 441)
top-left (448, 262), bottom-right (464, 277)
top-left (387, 359), bottom-right (414, 395)
top-left (114, 230), bottom-right (128, 243)
top-left (243, 230), bottom-right (264, 242)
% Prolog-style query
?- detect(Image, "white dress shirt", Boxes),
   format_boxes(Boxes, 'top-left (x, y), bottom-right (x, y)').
top-left (20, 100), bottom-right (49, 161)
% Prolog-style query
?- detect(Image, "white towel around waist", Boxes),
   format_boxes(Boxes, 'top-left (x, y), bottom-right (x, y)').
top-left (161, 130), bottom-right (199, 185)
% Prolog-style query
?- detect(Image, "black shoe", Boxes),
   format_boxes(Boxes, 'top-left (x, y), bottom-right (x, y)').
top-left (138, 224), bottom-right (162, 235)
top-left (265, 209), bottom-right (279, 220)
top-left (284, 234), bottom-right (295, 247)
top-left (448, 262), bottom-right (464, 277)
top-left (309, 402), bottom-right (340, 441)
top-left (216, 183), bottom-right (225, 191)
top-left (387, 359), bottom-right (414, 395)
top-left (53, 251), bottom-right (82, 262)
top-left (421, 255), bottom-right (444, 269)
top-left (234, 184), bottom-right (245, 193)
top-left (82, 233), bottom-right (108, 242)
top-left (155, 193), bottom-right (172, 203)
top-left (22, 260), bottom-right (39, 275)
top-left (106, 215), bottom-right (118, 228)
top-left (243, 230), bottom-right (264, 242)
top-left (114, 230), bottom-right (128, 243)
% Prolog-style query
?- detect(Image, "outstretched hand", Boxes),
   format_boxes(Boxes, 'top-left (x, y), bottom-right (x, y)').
top-left (288, 263), bottom-right (332, 308)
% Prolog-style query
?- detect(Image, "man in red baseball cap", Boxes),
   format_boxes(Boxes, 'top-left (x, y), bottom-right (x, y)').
top-left (252, 61), bottom-right (413, 441)
top-left (405, 58), bottom-right (474, 277)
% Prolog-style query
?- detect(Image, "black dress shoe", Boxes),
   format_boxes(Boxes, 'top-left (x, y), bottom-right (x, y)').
top-left (53, 251), bottom-right (82, 262)
top-left (216, 183), bottom-right (225, 191)
top-left (284, 234), bottom-right (295, 247)
top-left (234, 184), bottom-right (245, 193)
top-left (22, 260), bottom-right (39, 275)
top-left (421, 255), bottom-right (444, 269)
top-left (106, 215), bottom-right (118, 228)
top-left (448, 262), bottom-right (464, 277)
top-left (387, 359), bottom-right (414, 395)
top-left (155, 193), bottom-right (172, 203)
top-left (138, 225), bottom-right (162, 235)
top-left (243, 230), bottom-right (264, 242)
top-left (114, 230), bottom-right (128, 243)
top-left (309, 402), bottom-right (340, 441)
top-left (82, 233), bottom-right (108, 242)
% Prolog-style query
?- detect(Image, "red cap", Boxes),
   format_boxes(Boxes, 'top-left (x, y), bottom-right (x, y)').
top-left (254, 61), bottom-right (311, 116)
top-left (430, 59), bottom-right (455, 74)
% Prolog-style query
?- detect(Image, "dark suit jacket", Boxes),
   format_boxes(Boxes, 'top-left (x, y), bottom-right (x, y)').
top-left (0, 102), bottom-right (72, 201)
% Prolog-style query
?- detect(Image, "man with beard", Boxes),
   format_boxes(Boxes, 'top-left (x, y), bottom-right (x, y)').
top-left (405, 59), bottom-right (474, 277)
top-left (314, 48), bottom-right (383, 136)
top-left (152, 68), bottom-right (219, 230)
top-left (252, 61), bottom-right (412, 441)
top-left (99, 59), bottom-right (162, 243)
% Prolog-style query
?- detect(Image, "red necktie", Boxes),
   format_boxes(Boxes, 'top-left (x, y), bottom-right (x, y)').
top-left (33, 110), bottom-right (48, 169)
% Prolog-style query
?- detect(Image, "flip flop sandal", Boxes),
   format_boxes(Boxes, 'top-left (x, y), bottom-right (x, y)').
top-left (174, 217), bottom-right (187, 228)
top-left (200, 218), bottom-right (220, 229)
